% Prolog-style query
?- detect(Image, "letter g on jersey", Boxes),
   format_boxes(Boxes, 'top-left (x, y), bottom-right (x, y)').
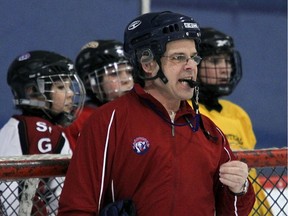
top-left (132, 137), bottom-right (150, 155)
top-left (38, 138), bottom-right (52, 153)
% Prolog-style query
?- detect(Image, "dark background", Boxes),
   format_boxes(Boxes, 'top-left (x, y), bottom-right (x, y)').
top-left (0, 0), bottom-right (286, 149)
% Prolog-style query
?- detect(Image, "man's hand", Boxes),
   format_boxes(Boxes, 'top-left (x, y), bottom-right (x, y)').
top-left (219, 160), bottom-right (249, 194)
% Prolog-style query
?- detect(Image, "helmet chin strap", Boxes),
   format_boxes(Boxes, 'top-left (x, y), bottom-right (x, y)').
top-left (155, 58), bottom-right (168, 84)
top-left (138, 57), bottom-right (168, 83)
top-left (138, 49), bottom-right (168, 84)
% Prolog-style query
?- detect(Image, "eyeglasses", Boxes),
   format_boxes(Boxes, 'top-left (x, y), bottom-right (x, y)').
top-left (162, 54), bottom-right (202, 65)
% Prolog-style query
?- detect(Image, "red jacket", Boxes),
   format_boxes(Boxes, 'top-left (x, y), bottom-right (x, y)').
top-left (58, 84), bottom-right (255, 216)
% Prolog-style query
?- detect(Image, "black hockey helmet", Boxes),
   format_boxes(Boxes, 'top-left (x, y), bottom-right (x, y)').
top-left (197, 27), bottom-right (242, 98)
top-left (124, 11), bottom-right (201, 86)
top-left (7, 50), bottom-right (86, 126)
top-left (75, 39), bottom-right (133, 104)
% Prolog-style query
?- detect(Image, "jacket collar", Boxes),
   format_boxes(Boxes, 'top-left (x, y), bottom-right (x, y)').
top-left (132, 84), bottom-right (195, 119)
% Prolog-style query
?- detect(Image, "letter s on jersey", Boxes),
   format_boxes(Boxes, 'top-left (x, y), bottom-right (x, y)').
top-left (36, 121), bottom-right (52, 133)
top-left (38, 138), bottom-right (52, 153)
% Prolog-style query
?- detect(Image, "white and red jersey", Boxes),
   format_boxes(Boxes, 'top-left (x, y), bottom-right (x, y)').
top-left (0, 115), bottom-right (72, 216)
top-left (59, 84), bottom-right (255, 216)
top-left (0, 115), bottom-right (71, 156)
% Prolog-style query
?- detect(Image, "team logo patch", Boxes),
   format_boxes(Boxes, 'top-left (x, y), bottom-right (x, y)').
top-left (132, 137), bottom-right (150, 155)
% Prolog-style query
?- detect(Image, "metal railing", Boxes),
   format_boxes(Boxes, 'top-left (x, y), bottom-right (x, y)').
top-left (0, 148), bottom-right (287, 216)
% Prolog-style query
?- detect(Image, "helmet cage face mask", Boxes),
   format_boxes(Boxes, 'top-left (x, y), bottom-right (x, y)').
top-left (197, 28), bottom-right (242, 97)
top-left (198, 51), bottom-right (242, 96)
top-left (8, 52), bottom-right (86, 126)
top-left (88, 61), bottom-right (133, 103)
top-left (37, 72), bottom-right (86, 125)
top-left (75, 40), bottom-right (130, 101)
